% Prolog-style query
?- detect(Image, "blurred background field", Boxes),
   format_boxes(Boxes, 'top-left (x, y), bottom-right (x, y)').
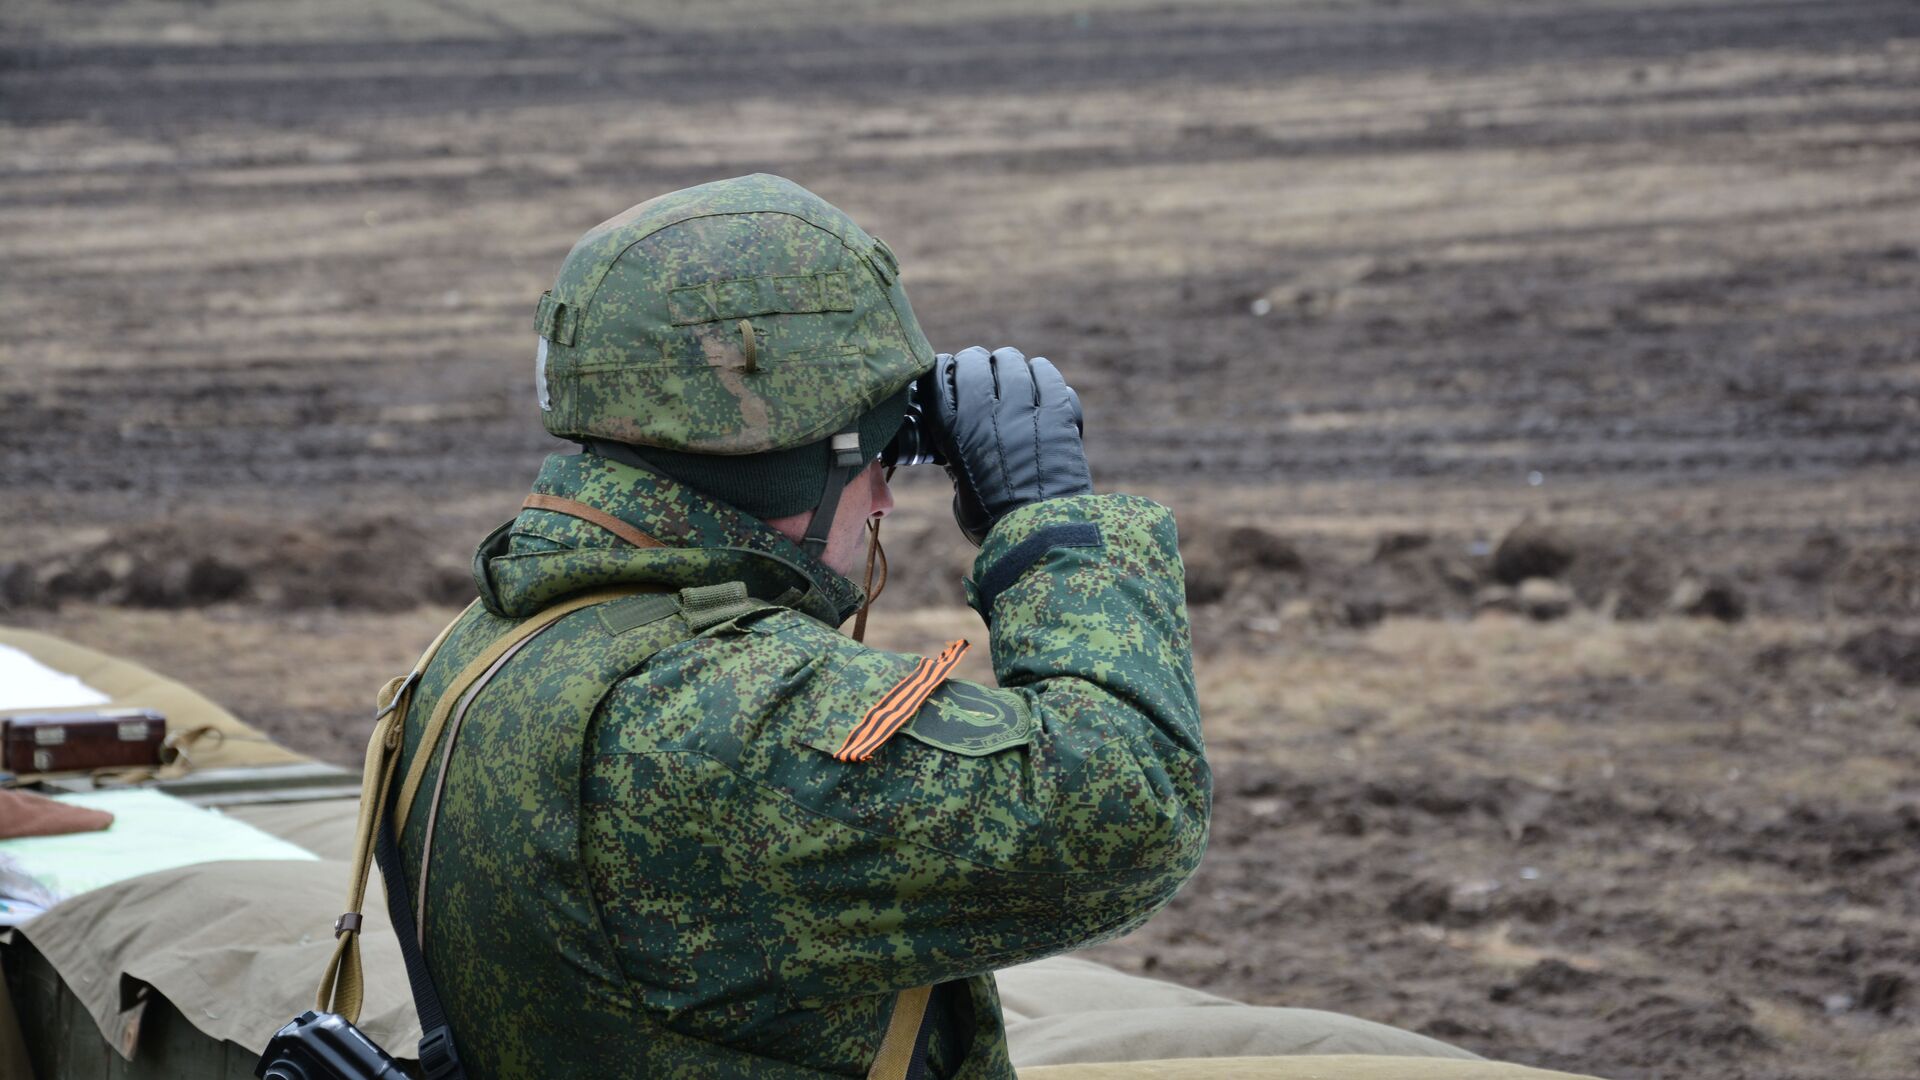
top-left (3, 2), bottom-right (1918, 1077)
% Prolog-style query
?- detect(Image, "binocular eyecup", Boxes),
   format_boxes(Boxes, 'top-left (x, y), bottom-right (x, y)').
top-left (880, 382), bottom-right (945, 469)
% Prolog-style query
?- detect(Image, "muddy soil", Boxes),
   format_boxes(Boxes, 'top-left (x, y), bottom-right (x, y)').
top-left (4, 2), bottom-right (1918, 1077)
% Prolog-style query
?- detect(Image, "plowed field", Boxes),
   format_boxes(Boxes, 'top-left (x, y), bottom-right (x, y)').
top-left (4, 2), bottom-right (1918, 1077)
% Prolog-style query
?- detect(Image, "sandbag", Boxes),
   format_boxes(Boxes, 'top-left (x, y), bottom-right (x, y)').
top-left (16, 828), bottom-right (1534, 1072)
top-left (15, 790), bottom-right (1597, 1074)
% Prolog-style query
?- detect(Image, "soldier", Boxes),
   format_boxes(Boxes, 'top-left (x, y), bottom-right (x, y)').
top-left (386, 174), bottom-right (1210, 1078)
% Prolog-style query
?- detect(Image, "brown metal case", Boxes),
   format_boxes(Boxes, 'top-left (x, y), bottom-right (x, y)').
top-left (2, 709), bottom-right (167, 774)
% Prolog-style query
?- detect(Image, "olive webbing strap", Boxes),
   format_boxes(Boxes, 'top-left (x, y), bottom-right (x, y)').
top-left (407, 585), bottom-right (701, 948)
top-left (869, 984), bottom-right (936, 1080)
top-left (316, 601), bottom-right (476, 1025)
top-left (320, 590), bottom-right (629, 1022)
top-left (391, 587), bottom-right (640, 838)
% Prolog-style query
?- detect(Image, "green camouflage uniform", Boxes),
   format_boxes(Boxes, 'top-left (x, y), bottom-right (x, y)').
top-left (387, 173), bottom-right (1209, 1077)
top-left (390, 451), bottom-right (1207, 1077)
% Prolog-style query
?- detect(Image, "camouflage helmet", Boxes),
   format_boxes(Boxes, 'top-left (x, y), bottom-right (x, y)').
top-left (534, 174), bottom-right (934, 463)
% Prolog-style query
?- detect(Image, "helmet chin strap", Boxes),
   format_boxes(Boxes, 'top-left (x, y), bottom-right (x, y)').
top-left (801, 430), bottom-right (866, 561)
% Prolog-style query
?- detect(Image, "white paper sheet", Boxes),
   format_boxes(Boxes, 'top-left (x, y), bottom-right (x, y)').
top-left (0, 643), bottom-right (112, 710)
top-left (0, 788), bottom-right (318, 906)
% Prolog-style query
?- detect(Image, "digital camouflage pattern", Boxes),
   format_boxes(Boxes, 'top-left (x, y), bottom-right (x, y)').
top-left (536, 173), bottom-right (935, 454)
top-left (391, 451), bottom-right (1209, 1078)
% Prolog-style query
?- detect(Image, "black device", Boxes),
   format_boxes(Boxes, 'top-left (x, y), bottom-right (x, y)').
top-left (882, 378), bottom-right (945, 468)
top-left (256, 1011), bottom-right (409, 1080)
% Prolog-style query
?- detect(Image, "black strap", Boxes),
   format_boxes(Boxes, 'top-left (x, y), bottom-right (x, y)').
top-left (972, 522), bottom-right (1103, 619)
top-left (906, 981), bottom-right (969, 1080)
top-left (802, 429), bottom-right (868, 559)
top-left (904, 992), bottom-right (937, 1080)
top-left (374, 789), bottom-right (467, 1080)
top-left (801, 461), bottom-right (858, 558)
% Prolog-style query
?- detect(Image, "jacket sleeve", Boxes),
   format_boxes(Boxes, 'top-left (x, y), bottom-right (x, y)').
top-left (763, 492), bottom-right (1209, 1000)
top-left (959, 492), bottom-right (1209, 941)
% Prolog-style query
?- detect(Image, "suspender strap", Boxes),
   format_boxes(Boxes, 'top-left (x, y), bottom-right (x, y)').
top-left (411, 613), bottom-right (569, 948)
top-left (321, 588), bottom-right (633, 1024)
top-left (520, 493), bottom-right (664, 551)
top-left (391, 587), bottom-right (638, 837)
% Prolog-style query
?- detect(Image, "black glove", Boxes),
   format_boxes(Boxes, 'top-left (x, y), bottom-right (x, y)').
top-left (924, 346), bottom-right (1092, 546)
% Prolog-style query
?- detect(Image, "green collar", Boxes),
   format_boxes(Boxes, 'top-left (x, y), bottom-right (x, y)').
top-left (472, 451), bottom-right (865, 627)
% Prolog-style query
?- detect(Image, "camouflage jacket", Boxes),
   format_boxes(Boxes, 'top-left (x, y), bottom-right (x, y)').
top-left (391, 451), bottom-right (1209, 1078)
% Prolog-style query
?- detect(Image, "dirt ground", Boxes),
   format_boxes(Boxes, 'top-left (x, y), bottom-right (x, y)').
top-left (4, 2), bottom-right (1919, 1077)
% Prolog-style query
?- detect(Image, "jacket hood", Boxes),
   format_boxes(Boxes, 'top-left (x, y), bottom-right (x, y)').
top-left (473, 451), bottom-right (866, 627)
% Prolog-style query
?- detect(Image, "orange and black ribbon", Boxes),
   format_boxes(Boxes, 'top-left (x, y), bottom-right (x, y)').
top-left (833, 639), bottom-right (970, 762)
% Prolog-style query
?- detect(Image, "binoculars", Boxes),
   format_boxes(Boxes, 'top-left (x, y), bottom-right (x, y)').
top-left (881, 379), bottom-right (944, 469)
top-left (256, 1011), bottom-right (410, 1080)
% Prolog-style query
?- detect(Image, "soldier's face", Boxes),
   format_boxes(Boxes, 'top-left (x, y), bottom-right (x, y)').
top-left (817, 461), bottom-right (893, 576)
top-left (766, 461), bottom-right (895, 577)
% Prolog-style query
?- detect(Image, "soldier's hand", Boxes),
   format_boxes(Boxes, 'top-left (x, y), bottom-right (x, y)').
top-left (924, 346), bottom-right (1092, 546)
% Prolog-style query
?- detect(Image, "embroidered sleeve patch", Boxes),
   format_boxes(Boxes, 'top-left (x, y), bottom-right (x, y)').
top-left (903, 680), bottom-right (1035, 756)
top-left (833, 639), bottom-right (969, 762)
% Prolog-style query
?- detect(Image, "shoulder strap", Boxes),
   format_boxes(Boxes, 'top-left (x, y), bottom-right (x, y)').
top-left (391, 586), bottom-right (639, 836)
top-left (317, 588), bottom-right (635, 1021)
top-left (869, 985), bottom-right (935, 1080)
top-left (392, 582), bottom-right (756, 1074)
top-left (315, 600), bottom-right (475, 1025)
top-left (405, 581), bottom-right (774, 941)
